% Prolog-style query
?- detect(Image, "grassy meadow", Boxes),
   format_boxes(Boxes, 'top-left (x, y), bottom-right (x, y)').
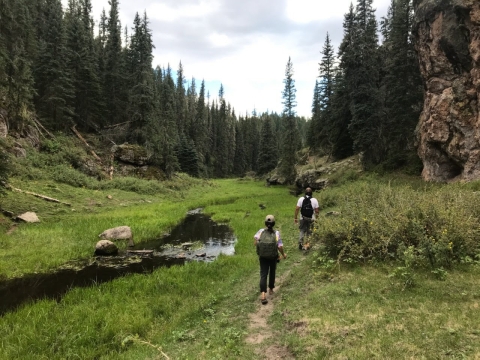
top-left (0, 173), bottom-right (479, 359)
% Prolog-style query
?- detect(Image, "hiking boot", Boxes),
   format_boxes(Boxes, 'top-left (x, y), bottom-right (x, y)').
top-left (298, 243), bottom-right (303, 250)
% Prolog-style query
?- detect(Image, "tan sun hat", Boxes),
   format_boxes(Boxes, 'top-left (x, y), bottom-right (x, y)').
top-left (265, 215), bottom-right (275, 223)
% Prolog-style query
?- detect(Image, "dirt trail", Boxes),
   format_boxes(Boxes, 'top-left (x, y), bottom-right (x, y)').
top-left (245, 269), bottom-right (295, 360)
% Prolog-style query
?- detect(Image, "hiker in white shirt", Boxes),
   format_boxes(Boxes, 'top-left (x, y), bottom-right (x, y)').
top-left (294, 187), bottom-right (319, 250)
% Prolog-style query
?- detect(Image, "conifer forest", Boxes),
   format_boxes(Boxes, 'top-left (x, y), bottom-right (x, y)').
top-left (0, 0), bottom-right (423, 180)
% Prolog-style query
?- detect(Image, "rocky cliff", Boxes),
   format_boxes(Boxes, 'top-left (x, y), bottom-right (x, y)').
top-left (414, 0), bottom-right (480, 181)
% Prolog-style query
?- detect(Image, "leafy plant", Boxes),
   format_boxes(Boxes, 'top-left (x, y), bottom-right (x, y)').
top-left (389, 246), bottom-right (416, 289)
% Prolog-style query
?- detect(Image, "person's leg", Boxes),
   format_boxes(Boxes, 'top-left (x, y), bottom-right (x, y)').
top-left (267, 258), bottom-right (277, 292)
top-left (259, 257), bottom-right (269, 294)
top-left (305, 219), bottom-right (313, 243)
top-left (299, 219), bottom-right (308, 249)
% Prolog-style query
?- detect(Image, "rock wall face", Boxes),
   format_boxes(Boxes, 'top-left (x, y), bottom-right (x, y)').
top-left (414, 0), bottom-right (480, 181)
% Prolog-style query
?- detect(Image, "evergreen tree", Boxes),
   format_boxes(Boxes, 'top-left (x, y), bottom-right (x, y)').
top-left (328, 71), bottom-right (354, 159)
top-left (35, 0), bottom-right (74, 130)
top-left (176, 135), bottom-right (199, 177)
top-left (159, 66), bottom-right (180, 177)
top-left (104, 0), bottom-right (126, 126)
top-left (308, 79), bottom-right (321, 149)
top-left (213, 85), bottom-right (232, 177)
top-left (64, 0), bottom-right (103, 130)
top-left (128, 11), bottom-right (154, 141)
top-left (233, 120), bottom-right (248, 176)
top-left (185, 77), bottom-right (197, 144)
top-left (348, 0), bottom-right (382, 165)
top-left (257, 116), bottom-right (277, 175)
top-left (323, 4), bottom-right (357, 160)
top-left (95, 8), bottom-right (108, 124)
top-left (279, 57), bottom-right (299, 183)
top-left (193, 80), bottom-right (208, 169)
top-left (317, 33), bottom-right (335, 149)
top-left (0, 0), bottom-right (36, 130)
top-left (380, 0), bottom-right (423, 168)
top-left (176, 61), bottom-right (186, 136)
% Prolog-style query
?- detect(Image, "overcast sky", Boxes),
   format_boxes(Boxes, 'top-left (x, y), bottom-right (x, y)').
top-left (63, 0), bottom-right (391, 118)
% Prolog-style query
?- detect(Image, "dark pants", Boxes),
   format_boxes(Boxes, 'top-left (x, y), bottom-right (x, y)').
top-left (259, 256), bottom-right (277, 293)
top-left (299, 217), bottom-right (314, 244)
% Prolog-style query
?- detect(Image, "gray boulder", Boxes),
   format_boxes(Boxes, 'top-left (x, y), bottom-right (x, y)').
top-left (99, 226), bottom-right (134, 247)
top-left (95, 240), bottom-right (118, 255)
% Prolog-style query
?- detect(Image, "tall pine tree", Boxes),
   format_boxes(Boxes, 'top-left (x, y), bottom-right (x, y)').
top-left (35, 0), bottom-right (74, 130)
top-left (279, 57), bottom-right (300, 183)
top-left (348, 0), bottom-right (382, 165)
top-left (257, 116), bottom-right (277, 175)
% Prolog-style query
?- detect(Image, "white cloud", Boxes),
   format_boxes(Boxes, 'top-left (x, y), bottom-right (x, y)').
top-left (208, 33), bottom-right (231, 47)
top-left (286, 0), bottom-right (353, 23)
top-left (62, 0), bottom-right (391, 118)
top-left (147, 1), bottom-right (220, 22)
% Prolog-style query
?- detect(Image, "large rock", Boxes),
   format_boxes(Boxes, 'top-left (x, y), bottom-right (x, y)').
top-left (16, 212), bottom-right (40, 223)
top-left (295, 169), bottom-right (328, 191)
top-left (111, 144), bottom-right (151, 166)
top-left (95, 240), bottom-right (118, 255)
top-left (266, 171), bottom-right (288, 185)
top-left (98, 226), bottom-right (134, 247)
top-left (414, 0), bottom-right (480, 181)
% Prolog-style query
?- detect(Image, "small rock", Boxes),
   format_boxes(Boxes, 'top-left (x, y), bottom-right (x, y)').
top-left (107, 195), bottom-right (113, 199)
top-left (196, 252), bottom-right (207, 257)
top-left (326, 211), bottom-right (341, 217)
top-left (95, 240), bottom-right (118, 255)
top-left (16, 212), bottom-right (40, 223)
top-left (182, 242), bottom-right (193, 250)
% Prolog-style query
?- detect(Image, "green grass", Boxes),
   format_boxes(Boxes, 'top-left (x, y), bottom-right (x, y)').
top-left (0, 174), bottom-right (479, 359)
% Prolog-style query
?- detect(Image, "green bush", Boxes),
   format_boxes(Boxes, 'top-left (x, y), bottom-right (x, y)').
top-left (312, 180), bottom-right (480, 268)
top-left (51, 165), bottom-right (93, 188)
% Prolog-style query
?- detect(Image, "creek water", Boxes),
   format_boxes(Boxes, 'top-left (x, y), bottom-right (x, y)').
top-left (0, 211), bottom-right (236, 315)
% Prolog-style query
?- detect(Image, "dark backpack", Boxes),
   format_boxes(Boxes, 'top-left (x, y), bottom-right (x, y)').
top-left (256, 229), bottom-right (278, 259)
top-left (301, 196), bottom-right (314, 218)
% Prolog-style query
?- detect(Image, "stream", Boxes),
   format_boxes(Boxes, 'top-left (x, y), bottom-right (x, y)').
top-left (0, 210), bottom-right (236, 315)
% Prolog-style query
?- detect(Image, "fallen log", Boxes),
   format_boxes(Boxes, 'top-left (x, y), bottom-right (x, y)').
top-left (71, 125), bottom-right (102, 163)
top-left (7, 185), bottom-right (71, 206)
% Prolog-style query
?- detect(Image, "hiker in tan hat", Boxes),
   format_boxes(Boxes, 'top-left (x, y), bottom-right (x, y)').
top-left (254, 214), bottom-right (287, 305)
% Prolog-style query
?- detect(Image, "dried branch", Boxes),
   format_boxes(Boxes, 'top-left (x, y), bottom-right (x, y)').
top-left (71, 125), bottom-right (102, 163)
top-left (7, 184), bottom-right (71, 206)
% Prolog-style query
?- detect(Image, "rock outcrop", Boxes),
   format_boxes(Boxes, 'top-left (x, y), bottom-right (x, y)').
top-left (111, 144), bottom-right (150, 166)
top-left (414, 0), bottom-right (480, 181)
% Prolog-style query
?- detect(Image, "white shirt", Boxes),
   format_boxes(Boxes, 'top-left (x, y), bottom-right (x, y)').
top-left (296, 196), bottom-right (319, 219)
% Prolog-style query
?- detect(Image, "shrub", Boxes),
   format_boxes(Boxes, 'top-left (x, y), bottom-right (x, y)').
top-left (311, 180), bottom-right (480, 268)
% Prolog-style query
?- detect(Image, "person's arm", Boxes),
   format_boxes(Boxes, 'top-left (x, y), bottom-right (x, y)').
top-left (276, 231), bottom-right (287, 259)
top-left (294, 206), bottom-right (300, 224)
top-left (254, 229), bottom-right (262, 247)
top-left (314, 198), bottom-right (320, 217)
